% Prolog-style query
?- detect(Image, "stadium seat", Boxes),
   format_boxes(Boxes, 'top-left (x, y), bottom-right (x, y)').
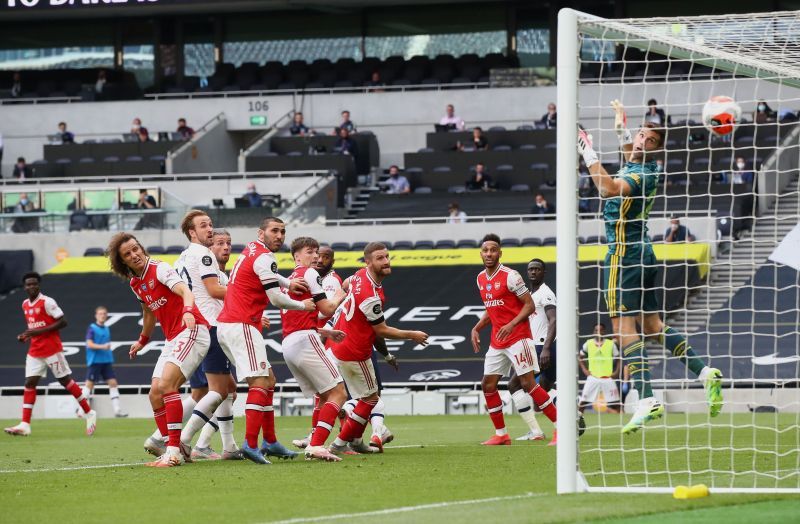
top-left (165, 245), bottom-right (184, 254)
top-left (434, 240), bottom-right (456, 249)
top-left (351, 241), bottom-right (368, 252)
top-left (456, 239), bottom-right (478, 249)
top-left (393, 240), bottom-right (413, 250)
top-left (542, 237), bottom-right (557, 246)
top-left (103, 156), bottom-right (120, 162)
top-left (496, 164), bottom-right (514, 174)
top-left (651, 234), bottom-right (665, 243)
top-left (510, 184), bottom-right (530, 192)
top-left (414, 186), bottom-right (433, 194)
top-left (79, 157), bottom-right (95, 163)
top-left (432, 166), bottom-right (451, 174)
top-left (331, 242), bottom-right (350, 251)
top-left (125, 155), bottom-right (143, 162)
top-left (418, 147), bottom-right (434, 153)
top-left (147, 246), bottom-right (166, 254)
top-left (517, 125), bottom-right (535, 131)
top-left (83, 247), bottom-right (105, 257)
top-left (68, 211), bottom-right (90, 231)
top-left (492, 145), bottom-right (512, 151)
top-left (278, 244), bottom-right (290, 253)
top-left (519, 144), bottom-right (537, 150)
top-left (414, 240), bottom-right (435, 250)
top-left (231, 244), bottom-right (245, 252)
top-left (376, 241), bottom-right (394, 250)
top-left (55, 158), bottom-right (72, 164)
top-left (488, 126), bottom-right (506, 132)
top-left (521, 237), bottom-right (542, 247)
top-left (501, 238), bottom-right (520, 247)
top-left (585, 235), bottom-right (603, 245)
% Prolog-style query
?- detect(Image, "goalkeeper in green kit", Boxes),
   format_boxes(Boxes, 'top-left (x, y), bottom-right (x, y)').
top-left (576, 100), bottom-right (723, 434)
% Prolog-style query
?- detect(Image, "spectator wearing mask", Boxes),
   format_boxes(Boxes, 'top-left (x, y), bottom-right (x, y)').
top-left (335, 127), bottom-right (358, 158)
top-left (533, 193), bottom-right (555, 219)
top-left (130, 117), bottom-right (147, 136)
top-left (447, 202), bottom-right (467, 224)
top-left (465, 163), bottom-right (495, 192)
top-left (95, 70), bottom-right (107, 96)
top-left (440, 104), bottom-right (466, 131)
top-left (726, 157), bottom-right (754, 185)
top-left (13, 157), bottom-right (32, 180)
top-left (334, 110), bottom-right (356, 135)
top-left (469, 127), bottom-right (488, 150)
top-left (665, 217), bottom-right (694, 243)
top-left (176, 118), bottom-right (195, 140)
top-left (290, 112), bottom-right (310, 136)
top-left (15, 192), bottom-right (35, 213)
top-left (58, 122), bottom-right (75, 144)
top-left (384, 165), bottom-right (410, 194)
top-left (243, 183), bottom-right (262, 207)
top-left (644, 99), bottom-right (670, 126)
top-left (540, 103), bottom-right (557, 129)
top-left (754, 100), bottom-right (777, 124)
top-left (11, 71), bottom-right (23, 98)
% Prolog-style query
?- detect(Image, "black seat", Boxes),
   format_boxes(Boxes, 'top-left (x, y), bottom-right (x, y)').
top-left (147, 246), bottom-right (166, 254)
top-left (434, 239), bottom-right (456, 249)
top-left (521, 237), bottom-right (542, 247)
top-left (83, 247), bottom-right (105, 257)
top-left (501, 238), bottom-right (520, 247)
top-left (542, 237), bottom-right (557, 246)
top-left (393, 240), bottom-right (413, 250)
top-left (456, 239), bottom-right (478, 249)
top-left (331, 242), bottom-right (350, 251)
top-left (166, 245), bottom-right (184, 254)
top-left (68, 211), bottom-right (91, 232)
top-left (351, 241), bottom-right (368, 252)
top-left (414, 240), bottom-right (435, 250)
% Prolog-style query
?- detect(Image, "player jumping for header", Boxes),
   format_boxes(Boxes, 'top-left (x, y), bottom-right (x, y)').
top-left (576, 100), bottom-right (723, 434)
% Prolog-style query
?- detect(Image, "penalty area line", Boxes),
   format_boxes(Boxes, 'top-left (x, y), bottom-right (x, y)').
top-left (264, 492), bottom-right (544, 524)
top-left (0, 462), bottom-right (145, 474)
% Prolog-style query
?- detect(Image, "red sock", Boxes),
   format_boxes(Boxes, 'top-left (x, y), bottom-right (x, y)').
top-left (530, 384), bottom-right (557, 423)
top-left (163, 392), bottom-right (183, 448)
top-left (245, 387), bottom-right (268, 448)
top-left (64, 379), bottom-right (91, 413)
top-left (311, 394), bottom-right (321, 431)
top-left (484, 390), bottom-right (506, 431)
top-left (336, 399), bottom-right (375, 442)
top-left (261, 388), bottom-right (277, 444)
top-left (22, 387), bottom-right (36, 424)
top-left (310, 401), bottom-right (341, 447)
top-left (153, 407), bottom-right (167, 437)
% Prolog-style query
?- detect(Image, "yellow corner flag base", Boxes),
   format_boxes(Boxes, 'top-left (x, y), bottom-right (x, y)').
top-left (673, 484), bottom-right (710, 499)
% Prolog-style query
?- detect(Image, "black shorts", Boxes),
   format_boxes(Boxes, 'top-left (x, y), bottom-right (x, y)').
top-left (202, 327), bottom-right (232, 375)
top-left (86, 363), bottom-right (116, 383)
top-left (535, 343), bottom-right (556, 384)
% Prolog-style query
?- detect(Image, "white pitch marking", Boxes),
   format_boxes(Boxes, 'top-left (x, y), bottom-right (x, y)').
top-left (0, 462), bottom-right (144, 474)
top-left (264, 492), bottom-right (542, 524)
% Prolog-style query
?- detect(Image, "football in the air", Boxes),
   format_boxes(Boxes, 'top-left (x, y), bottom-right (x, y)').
top-left (702, 95), bottom-right (741, 136)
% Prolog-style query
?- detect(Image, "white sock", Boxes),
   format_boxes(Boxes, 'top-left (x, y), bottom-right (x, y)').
top-left (182, 397), bottom-right (197, 423)
top-left (370, 397), bottom-right (386, 437)
top-left (216, 396), bottom-right (236, 451)
top-left (343, 399), bottom-right (357, 415)
top-left (698, 366), bottom-right (711, 382)
top-left (196, 416), bottom-right (218, 449)
top-left (109, 387), bottom-right (122, 413)
top-left (333, 436), bottom-right (348, 447)
top-left (496, 427), bottom-right (508, 436)
top-left (511, 389), bottom-right (542, 434)
top-left (181, 392), bottom-right (223, 445)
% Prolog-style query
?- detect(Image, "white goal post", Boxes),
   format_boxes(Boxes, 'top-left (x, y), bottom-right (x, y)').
top-left (556, 8), bottom-right (800, 494)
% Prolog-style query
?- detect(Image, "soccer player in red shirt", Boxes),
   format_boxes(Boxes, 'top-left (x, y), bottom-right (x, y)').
top-left (217, 217), bottom-right (316, 464)
top-left (281, 237), bottom-right (349, 461)
top-left (5, 272), bottom-right (97, 437)
top-left (328, 242), bottom-right (429, 455)
top-left (470, 234), bottom-right (557, 445)
top-left (108, 232), bottom-right (210, 467)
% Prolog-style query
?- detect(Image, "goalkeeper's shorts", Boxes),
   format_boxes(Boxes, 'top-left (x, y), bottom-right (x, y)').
top-left (603, 249), bottom-right (660, 318)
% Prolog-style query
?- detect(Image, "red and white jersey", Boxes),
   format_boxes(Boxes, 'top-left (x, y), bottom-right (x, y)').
top-left (281, 265), bottom-right (326, 336)
top-left (174, 242), bottom-right (223, 325)
top-left (130, 258), bottom-right (208, 341)
top-left (22, 294), bottom-right (64, 358)
top-left (476, 264), bottom-right (532, 349)
top-left (317, 270), bottom-right (343, 328)
top-left (218, 241), bottom-right (281, 328)
top-left (332, 267), bottom-right (385, 361)
top-left (529, 283), bottom-right (556, 345)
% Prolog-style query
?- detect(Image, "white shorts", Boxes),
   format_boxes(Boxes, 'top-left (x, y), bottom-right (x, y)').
top-left (580, 375), bottom-right (621, 404)
top-left (152, 325), bottom-right (211, 381)
top-left (282, 330), bottom-right (342, 397)
top-left (26, 352), bottom-right (72, 379)
top-left (217, 322), bottom-right (272, 380)
top-left (483, 339), bottom-right (540, 377)
top-left (335, 357), bottom-right (378, 400)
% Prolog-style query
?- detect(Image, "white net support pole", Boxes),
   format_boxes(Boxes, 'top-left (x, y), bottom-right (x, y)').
top-left (555, 6), bottom-right (581, 495)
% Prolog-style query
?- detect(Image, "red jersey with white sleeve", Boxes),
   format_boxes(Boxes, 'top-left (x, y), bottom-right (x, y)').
top-left (22, 294), bottom-right (64, 358)
top-left (332, 267), bottom-right (385, 362)
top-left (281, 265), bottom-right (326, 336)
top-left (317, 270), bottom-right (343, 328)
top-left (130, 258), bottom-right (208, 341)
top-left (217, 241), bottom-right (281, 329)
top-left (477, 264), bottom-right (532, 349)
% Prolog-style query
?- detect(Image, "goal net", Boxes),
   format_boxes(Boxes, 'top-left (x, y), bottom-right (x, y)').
top-left (555, 9), bottom-right (800, 494)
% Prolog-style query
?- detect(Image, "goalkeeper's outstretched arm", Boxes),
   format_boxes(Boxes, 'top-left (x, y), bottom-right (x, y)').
top-left (577, 129), bottom-right (632, 199)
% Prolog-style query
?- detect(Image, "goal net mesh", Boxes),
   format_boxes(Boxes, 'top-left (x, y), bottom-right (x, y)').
top-left (571, 10), bottom-right (800, 492)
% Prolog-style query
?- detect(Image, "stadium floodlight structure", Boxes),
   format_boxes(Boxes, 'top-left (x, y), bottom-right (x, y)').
top-left (556, 9), bottom-right (800, 494)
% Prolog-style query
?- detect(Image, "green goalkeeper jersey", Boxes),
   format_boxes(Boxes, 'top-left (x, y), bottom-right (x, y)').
top-left (603, 160), bottom-right (661, 257)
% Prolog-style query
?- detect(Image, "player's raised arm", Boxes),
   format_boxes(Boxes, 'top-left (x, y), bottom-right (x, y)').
top-left (611, 99), bottom-right (634, 162)
top-left (577, 129), bottom-right (632, 199)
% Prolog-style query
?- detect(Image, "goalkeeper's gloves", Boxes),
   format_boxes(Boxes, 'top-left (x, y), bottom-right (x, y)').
top-left (577, 128), bottom-right (599, 168)
top-left (611, 99), bottom-right (633, 146)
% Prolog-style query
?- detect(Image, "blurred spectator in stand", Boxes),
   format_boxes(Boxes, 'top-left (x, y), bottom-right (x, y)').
top-left (15, 192), bottom-right (35, 213)
top-left (470, 127), bottom-right (488, 150)
top-left (644, 98), bottom-right (670, 126)
top-left (11, 72), bottom-right (22, 98)
top-left (540, 102), bottom-right (557, 129)
top-left (95, 70), bottom-right (107, 97)
top-left (724, 156), bottom-right (754, 185)
top-left (137, 128), bottom-right (151, 142)
top-left (176, 118), bottom-right (195, 140)
top-left (334, 110), bottom-right (356, 135)
top-left (440, 104), bottom-right (466, 131)
top-left (366, 71), bottom-right (384, 92)
top-left (578, 160), bottom-right (595, 213)
top-left (57, 122), bottom-right (74, 144)
top-left (13, 157), bottom-right (32, 180)
top-left (754, 100), bottom-right (777, 124)
top-left (290, 112), bottom-right (310, 136)
top-left (664, 217), bottom-right (694, 243)
top-left (447, 202), bottom-right (467, 224)
top-left (578, 323), bottom-right (621, 414)
top-left (134, 189), bottom-right (159, 230)
top-left (532, 193), bottom-right (555, 219)
top-left (335, 127), bottom-right (358, 157)
top-left (465, 163), bottom-right (495, 192)
top-left (131, 117), bottom-right (147, 136)
top-left (12, 192), bottom-right (37, 233)
top-left (243, 183), bottom-right (263, 207)
top-left (137, 189), bottom-right (156, 210)
top-left (384, 165), bottom-right (410, 195)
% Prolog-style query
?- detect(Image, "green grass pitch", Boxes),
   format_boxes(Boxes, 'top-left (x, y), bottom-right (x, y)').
top-left (1, 414), bottom-right (797, 523)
